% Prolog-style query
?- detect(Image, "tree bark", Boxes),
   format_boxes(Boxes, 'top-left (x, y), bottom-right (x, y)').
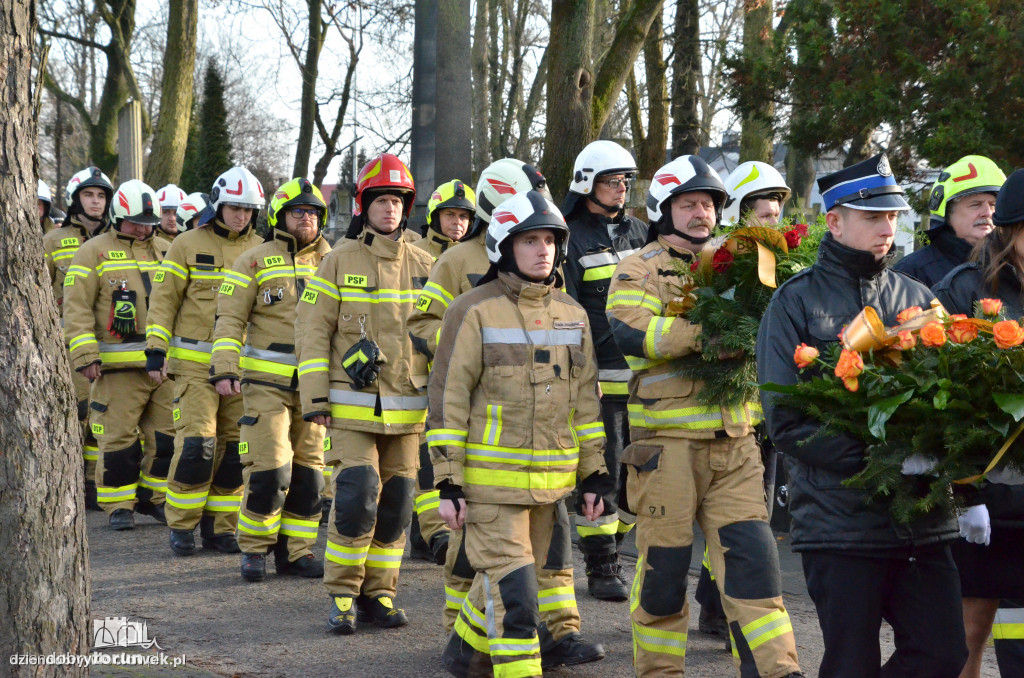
top-left (670, 0), bottom-right (700, 156)
top-left (844, 125), bottom-right (875, 167)
top-left (636, 4), bottom-right (667, 178)
top-left (0, 0), bottom-right (91, 671)
top-left (470, 0), bottom-right (489, 175)
top-left (486, 0), bottom-right (504, 160)
top-left (293, 0), bottom-right (323, 178)
top-left (739, 0), bottom-right (774, 163)
top-left (145, 0), bottom-right (198, 187)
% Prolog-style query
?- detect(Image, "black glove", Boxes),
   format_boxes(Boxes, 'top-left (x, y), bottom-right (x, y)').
top-left (437, 479), bottom-right (465, 502)
top-left (577, 472), bottom-right (616, 516)
top-left (145, 350), bottom-right (166, 373)
top-left (341, 338), bottom-right (384, 390)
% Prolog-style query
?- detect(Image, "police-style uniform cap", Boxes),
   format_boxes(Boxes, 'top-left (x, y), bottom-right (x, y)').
top-left (818, 153), bottom-right (910, 212)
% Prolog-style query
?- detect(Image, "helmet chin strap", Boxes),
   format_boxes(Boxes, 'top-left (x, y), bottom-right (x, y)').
top-left (658, 218), bottom-right (712, 245)
top-left (585, 193), bottom-right (622, 215)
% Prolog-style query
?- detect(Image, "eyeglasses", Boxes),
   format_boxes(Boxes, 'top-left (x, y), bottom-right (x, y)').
top-left (597, 178), bottom-right (631, 189)
top-left (289, 208), bottom-right (320, 220)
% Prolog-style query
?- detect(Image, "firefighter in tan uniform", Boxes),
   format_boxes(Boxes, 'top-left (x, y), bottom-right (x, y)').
top-left (146, 166), bottom-right (265, 556)
top-left (63, 179), bottom-right (174, 530)
top-left (43, 166), bottom-right (114, 510)
top-left (432, 191), bottom-right (608, 678)
top-left (408, 159), bottom-right (553, 632)
top-left (211, 178), bottom-right (331, 582)
top-left (38, 180), bottom-right (56, 234)
top-left (297, 153), bottom-right (433, 634)
top-left (155, 184), bottom-right (188, 242)
top-left (606, 156), bottom-right (801, 677)
top-left (406, 179), bottom-right (476, 565)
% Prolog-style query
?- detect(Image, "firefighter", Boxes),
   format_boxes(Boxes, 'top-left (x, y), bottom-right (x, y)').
top-left (155, 184), bottom-right (188, 241)
top-left (175, 192), bottom-right (211, 233)
top-left (408, 158), bottom-right (552, 633)
top-left (210, 178), bottom-right (332, 582)
top-left (63, 179), bottom-right (174, 529)
top-left (38, 179), bottom-right (55, 233)
top-left (608, 155), bottom-right (802, 677)
top-left (146, 166), bottom-right (265, 556)
top-left (405, 179), bottom-right (476, 564)
top-left (433, 190), bottom-right (608, 677)
top-left (697, 160), bottom-right (794, 645)
top-left (43, 166), bottom-right (114, 510)
top-left (560, 139), bottom-right (646, 601)
top-left (297, 153), bottom-right (433, 633)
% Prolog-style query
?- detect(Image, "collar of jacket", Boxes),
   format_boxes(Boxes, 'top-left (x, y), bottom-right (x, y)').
top-left (928, 224), bottom-right (973, 262)
top-left (113, 230), bottom-right (154, 246)
top-left (428, 231), bottom-right (456, 253)
top-left (359, 227), bottom-right (402, 259)
top-left (817, 231), bottom-right (893, 280)
top-left (656, 235), bottom-right (698, 262)
top-left (211, 219), bottom-right (252, 240)
top-left (271, 228), bottom-right (299, 253)
top-left (497, 269), bottom-right (556, 302)
top-left (69, 215), bottom-right (105, 238)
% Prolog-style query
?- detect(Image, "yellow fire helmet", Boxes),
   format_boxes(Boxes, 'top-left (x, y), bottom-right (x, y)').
top-left (929, 155), bottom-right (1006, 222)
top-left (267, 177), bottom-right (327, 232)
top-left (426, 179), bottom-right (476, 233)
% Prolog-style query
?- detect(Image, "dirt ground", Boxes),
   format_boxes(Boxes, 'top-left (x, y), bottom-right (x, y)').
top-left (86, 511), bottom-right (1002, 677)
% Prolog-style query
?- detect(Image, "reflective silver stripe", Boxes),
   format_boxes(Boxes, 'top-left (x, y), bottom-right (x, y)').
top-left (380, 395), bottom-right (428, 411)
top-left (598, 368), bottom-right (632, 382)
top-left (98, 341), bottom-right (147, 352)
top-left (744, 614), bottom-right (791, 645)
top-left (170, 337), bottom-right (214, 352)
top-left (365, 551), bottom-right (403, 564)
top-left (465, 446), bottom-right (579, 464)
top-left (639, 371), bottom-right (680, 386)
top-left (579, 251), bottom-right (619, 268)
top-left (641, 248), bottom-right (664, 260)
top-left (241, 345), bottom-right (297, 365)
top-left (537, 591), bottom-right (575, 605)
top-left (489, 640), bottom-right (540, 653)
top-left (329, 389), bottom-right (377, 406)
top-left (480, 327), bottom-right (582, 346)
top-left (995, 608), bottom-right (1024, 624)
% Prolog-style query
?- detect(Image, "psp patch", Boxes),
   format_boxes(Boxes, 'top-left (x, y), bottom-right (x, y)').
top-left (301, 289), bottom-right (319, 304)
top-left (343, 274), bottom-right (368, 287)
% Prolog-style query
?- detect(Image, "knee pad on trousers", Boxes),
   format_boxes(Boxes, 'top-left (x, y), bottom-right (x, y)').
top-left (416, 441), bottom-right (434, 490)
top-left (282, 463), bottom-right (324, 516)
top-left (451, 531), bottom-right (476, 580)
top-left (373, 475), bottom-right (415, 543)
top-left (334, 465), bottom-right (379, 538)
top-left (246, 464), bottom-right (290, 515)
top-left (102, 440), bottom-right (143, 487)
top-left (213, 441), bottom-right (244, 488)
top-left (640, 545), bottom-right (691, 617)
top-left (173, 436), bottom-right (215, 485)
top-left (496, 565), bottom-right (540, 639)
top-left (719, 520), bottom-right (782, 599)
top-left (150, 430), bottom-right (175, 478)
top-left (544, 501), bottom-right (573, 570)
top-left (77, 399), bottom-right (88, 422)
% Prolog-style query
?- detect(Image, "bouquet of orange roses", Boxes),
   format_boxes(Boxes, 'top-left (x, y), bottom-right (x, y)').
top-left (763, 299), bottom-right (1024, 522)
top-left (667, 217), bottom-right (826, 408)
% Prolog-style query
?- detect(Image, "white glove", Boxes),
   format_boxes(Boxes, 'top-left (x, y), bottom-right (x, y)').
top-left (987, 465), bottom-right (1024, 485)
top-left (958, 504), bottom-right (991, 546)
top-left (901, 454), bottom-right (939, 475)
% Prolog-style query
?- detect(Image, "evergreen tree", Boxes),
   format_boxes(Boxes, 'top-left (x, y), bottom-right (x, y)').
top-left (192, 60), bottom-right (233, 190)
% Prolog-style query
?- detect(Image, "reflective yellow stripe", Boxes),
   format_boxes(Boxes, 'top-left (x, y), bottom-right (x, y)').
top-left (426, 428), bottom-right (468, 448)
top-left (741, 609), bottom-right (793, 650)
top-left (419, 281), bottom-right (453, 308)
top-left (607, 289), bottom-right (662, 314)
top-left (221, 270), bottom-right (252, 287)
top-left (483, 404), bottom-right (503, 445)
top-left (537, 586), bottom-right (576, 612)
top-left (212, 338), bottom-right (243, 353)
top-left (206, 495), bottom-right (241, 512)
top-left (306, 276), bottom-right (340, 300)
top-left (465, 443), bottom-right (578, 467)
top-left (165, 489), bottom-right (208, 510)
top-left (69, 334), bottom-right (98, 351)
top-left (454, 615), bottom-right (490, 652)
top-left (627, 402), bottom-right (762, 431)
top-left (644, 316), bottom-right (674, 359)
top-left (138, 473), bottom-right (166, 491)
top-left (445, 585), bottom-right (468, 610)
top-left (632, 621), bottom-right (687, 657)
top-left (238, 356), bottom-right (296, 377)
top-left (365, 546), bottom-right (404, 568)
top-left (146, 324), bottom-right (172, 343)
top-left (415, 490), bottom-right (441, 515)
top-left (169, 346), bottom-right (212, 364)
top-left (576, 521), bottom-right (619, 537)
top-left (298, 359), bottom-right (329, 375)
top-left (160, 260), bottom-right (188, 280)
top-left (97, 483), bottom-right (138, 503)
top-left (329, 403), bottom-right (426, 425)
top-left (598, 380), bottom-right (630, 395)
top-left (237, 513), bottom-right (281, 535)
top-left (573, 421), bottom-right (605, 442)
top-left (280, 517), bottom-right (319, 538)
top-left (338, 288), bottom-right (420, 304)
top-left (325, 541), bottom-right (369, 566)
top-left (82, 445), bottom-right (99, 462)
top-left (99, 350), bottom-right (146, 364)
top-left (463, 467), bottom-right (576, 491)
top-left (582, 264), bottom-right (616, 281)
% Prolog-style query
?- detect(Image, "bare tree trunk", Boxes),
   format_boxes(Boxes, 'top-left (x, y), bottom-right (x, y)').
top-left (294, 0), bottom-right (323, 178)
top-left (486, 0), bottom-right (504, 160)
top-left (670, 0), bottom-right (700, 156)
top-left (845, 125), bottom-right (875, 167)
top-left (145, 0), bottom-right (198, 187)
top-left (739, 0), bottom-right (774, 163)
top-left (785, 148), bottom-right (816, 210)
top-left (471, 0), bottom-right (489, 174)
top-left (637, 4), bottom-right (666, 178)
top-left (512, 46), bottom-right (547, 160)
top-left (0, 0), bottom-right (91, 671)
top-left (542, 0), bottom-right (594, 199)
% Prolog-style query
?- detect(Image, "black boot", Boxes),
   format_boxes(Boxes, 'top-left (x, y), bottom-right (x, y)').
top-left (84, 481), bottom-right (101, 511)
top-left (440, 631), bottom-right (491, 678)
top-left (109, 508), bottom-right (135, 531)
top-left (135, 501), bottom-right (166, 524)
top-left (408, 513), bottom-right (434, 561)
top-left (540, 631), bottom-right (605, 669)
top-left (200, 515), bottom-right (240, 553)
top-left (430, 531), bottom-right (450, 566)
top-left (585, 554), bottom-right (628, 601)
top-left (241, 554), bottom-right (266, 582)
top-left (277, 554), bottom-right (325, 578)
top-left (169, 528), bottom-right (196, 556)
top-left (356, 594), bottom-right (409, 628)
top-left (327, 595), bottom-right (357, 635)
